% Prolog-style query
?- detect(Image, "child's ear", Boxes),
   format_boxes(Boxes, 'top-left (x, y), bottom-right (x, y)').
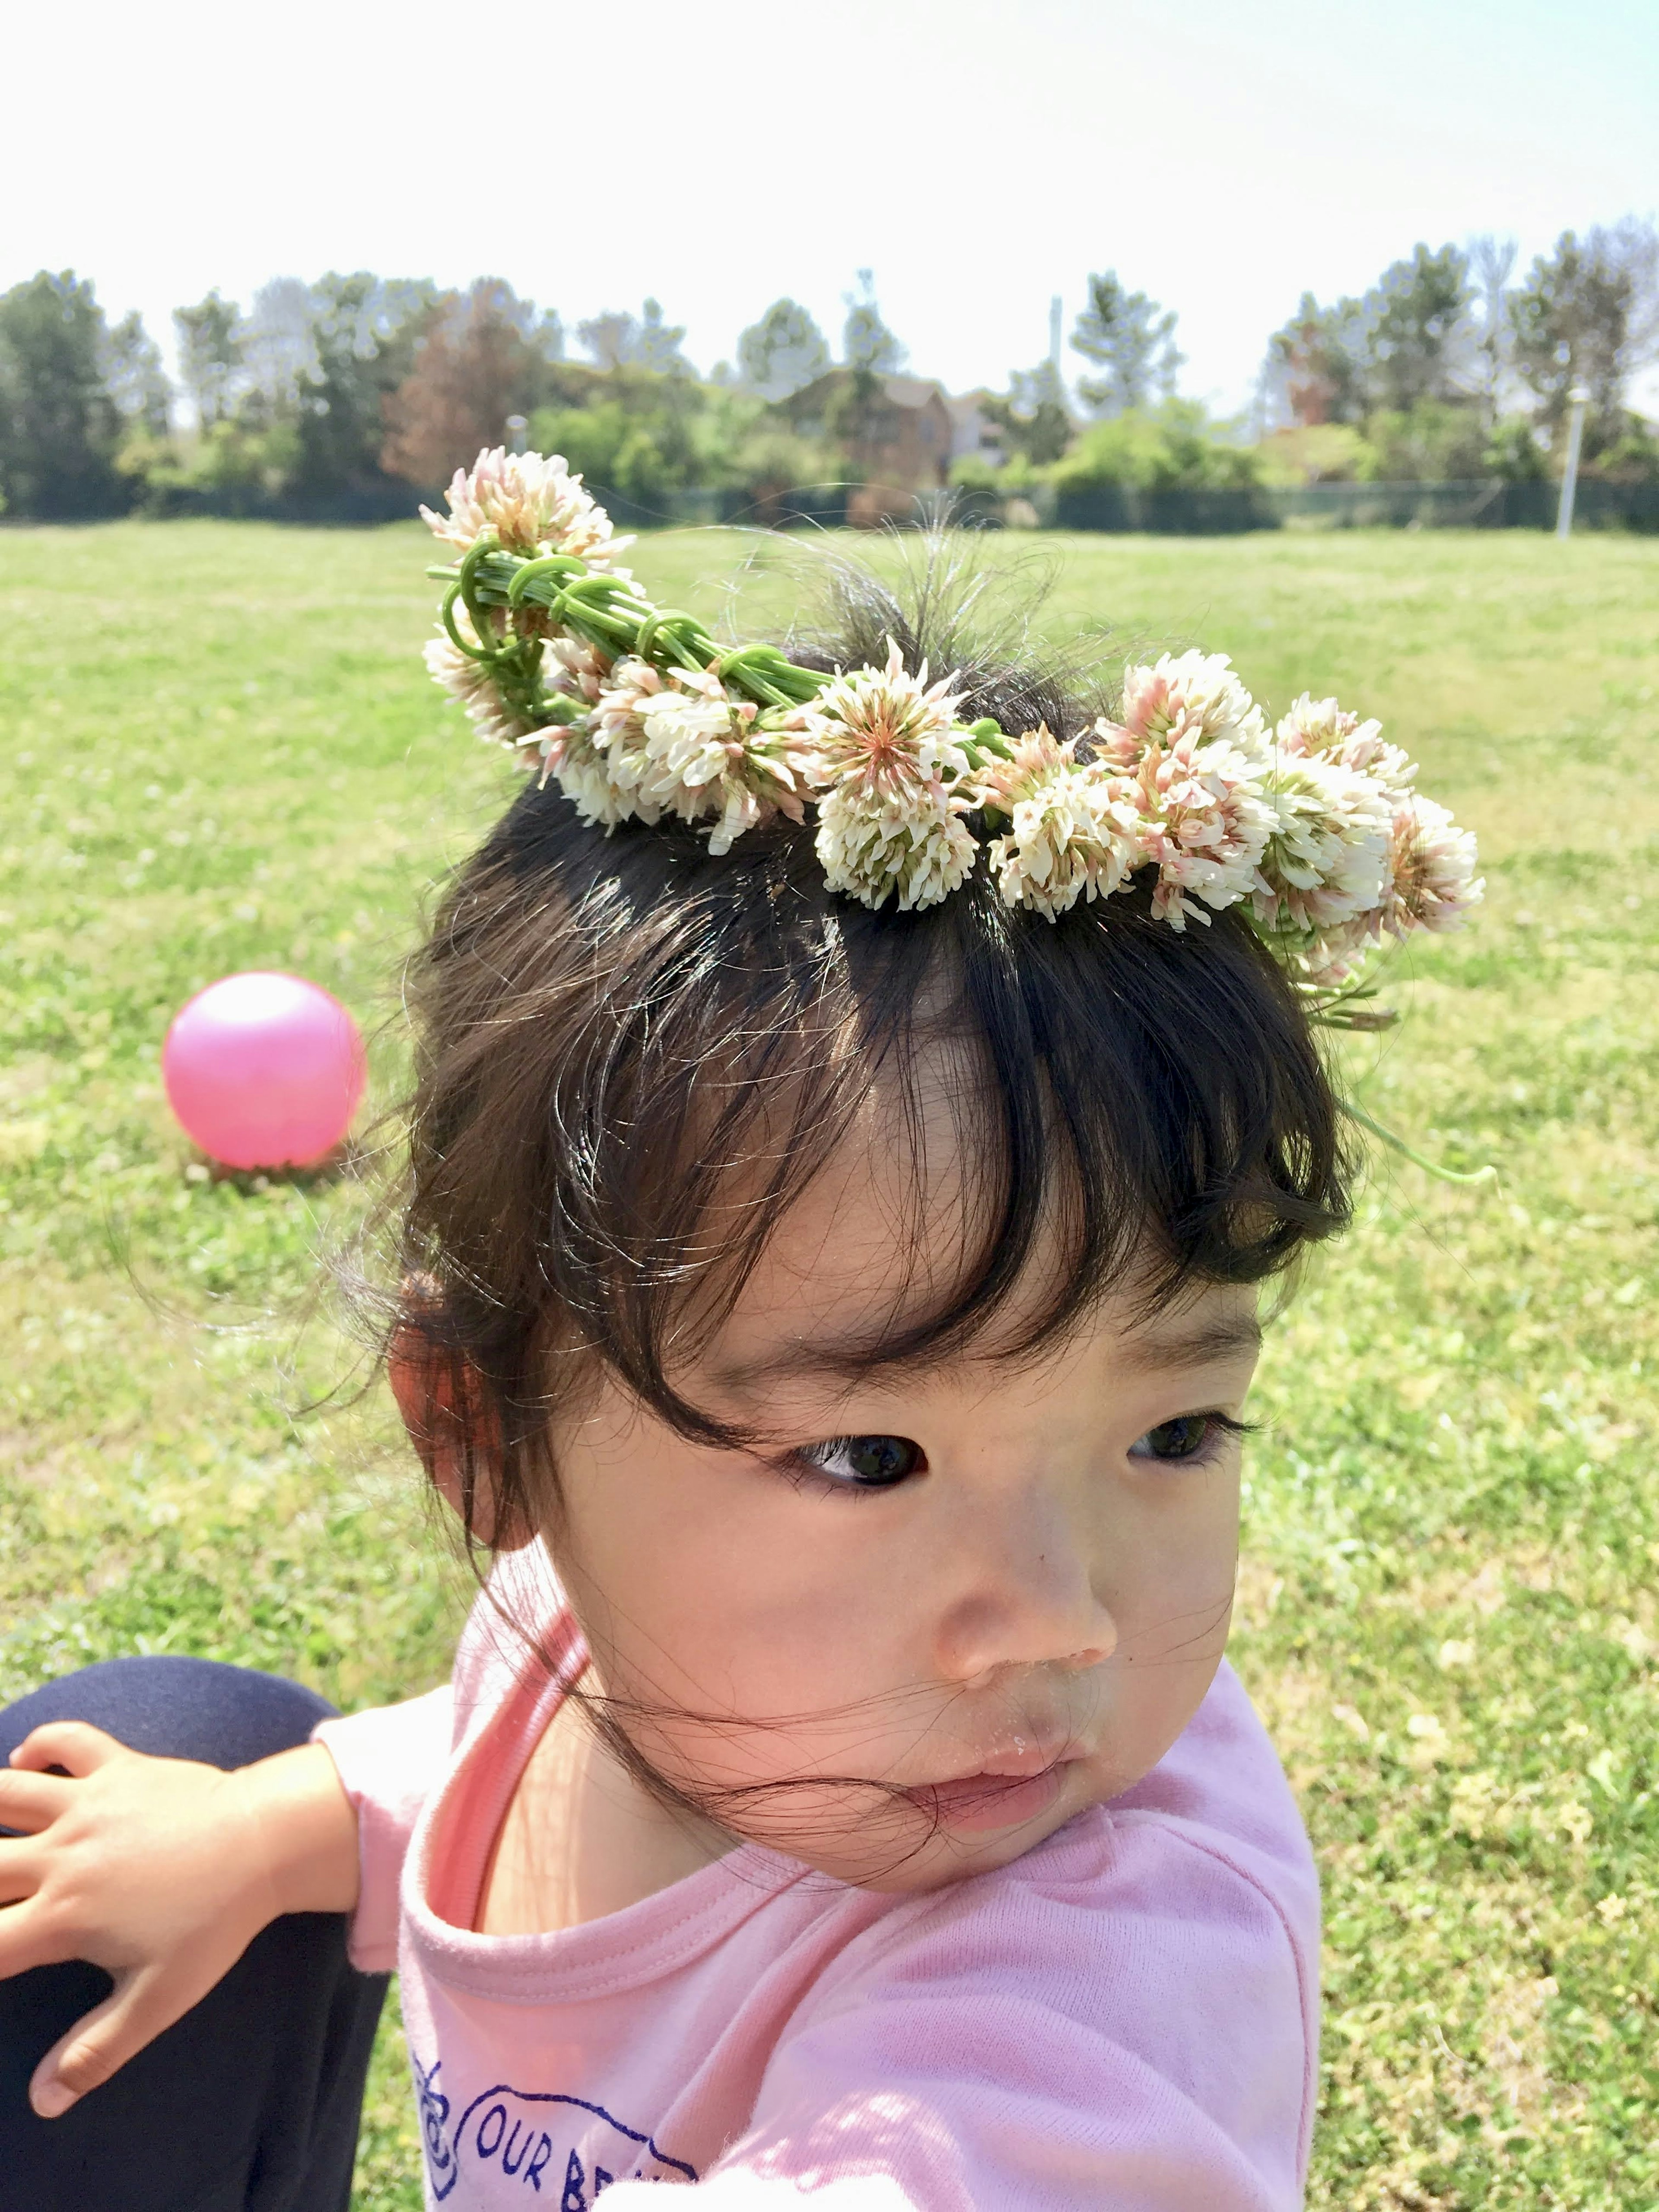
top-left (388, 1328), bottom-right (534, 1552)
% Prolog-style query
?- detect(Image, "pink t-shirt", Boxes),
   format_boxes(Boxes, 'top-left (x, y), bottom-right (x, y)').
top-left (316, 1547), bottom-right (1319, 2209)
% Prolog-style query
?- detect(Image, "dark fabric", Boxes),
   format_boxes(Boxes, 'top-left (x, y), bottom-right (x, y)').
top-left (0, 1656), bottom-right (388, 2212)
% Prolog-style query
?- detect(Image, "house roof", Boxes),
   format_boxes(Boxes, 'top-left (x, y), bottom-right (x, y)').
top-left (784, 368), bottom-right (949, 415)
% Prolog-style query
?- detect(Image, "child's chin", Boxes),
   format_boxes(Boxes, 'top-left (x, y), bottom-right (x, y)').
top-left (770, 1763), bottom-right (1103, 1892)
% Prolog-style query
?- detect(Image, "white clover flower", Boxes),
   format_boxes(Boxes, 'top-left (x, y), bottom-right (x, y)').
top-left (795, 640), bottom-right (979, 909)
top-left (1380, 797), bottom-right (1484, 939)
top-left (1252, 754), bottom-right (1393, 939)
top-left (540, 721), bottom-right (636, 828)
top-left (816, 783), bottom-right (979, 912)
top-left (1275, 693), bottom-right (1416, 792)
top-left (1284, 913), bottom-right (1382, 990)
top-left (423, 609), bottom-right (540, 757)
top-left (420, 446), bottom-right (634, 565)
top-left (590, 659), bottom-right (818, 854)
top-left (1095, 651), bottom-right (1268, 768)
top-left (976, 728), bottom-right (1143, 921)
top-left (1128, 735), bottom-right (1274, 928)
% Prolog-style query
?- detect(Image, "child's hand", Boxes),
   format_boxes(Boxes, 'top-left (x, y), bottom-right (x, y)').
top-left (0, 1723), bottom-right (360, 2118)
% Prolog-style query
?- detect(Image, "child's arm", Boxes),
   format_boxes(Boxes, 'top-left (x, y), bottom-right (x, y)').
top-left (0, 1723), bottom-right (359, 2118)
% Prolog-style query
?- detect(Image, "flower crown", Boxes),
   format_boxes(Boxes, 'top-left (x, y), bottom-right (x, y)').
top-left (422, 448), bottom-right (1482, 1031)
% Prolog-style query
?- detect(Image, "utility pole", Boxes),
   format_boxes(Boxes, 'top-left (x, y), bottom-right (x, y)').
top-left (1554, 385), bottom-right (1590, 540)
top-left (1049, 295), bottom-right (1063, 381)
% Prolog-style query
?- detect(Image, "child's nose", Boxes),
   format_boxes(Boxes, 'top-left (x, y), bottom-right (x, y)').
top-left (929, 1485), bottom-right (1117, 1686)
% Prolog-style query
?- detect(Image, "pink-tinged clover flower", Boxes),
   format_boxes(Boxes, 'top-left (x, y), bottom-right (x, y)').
top-left (796, 641), bottom-right (978, 909)
top-left (421, 447), bottom-right (634, 566)
top-left (1095, 651), bottom-right (1268, 769)
top-left (976, 728), bottom-right (1143, 920)
top-left (423, 609), bottom-right (540, 759)
top-left (589, 660), bottom-right (819, 854)
top-left (1381, 797), bottom-right (1484, 938)
top-left (545, 635), bottom-right (612, 707)
top-left (1274, 693), bottom-right (1416, 792)
top-left (1125, 736), bottom-right (1274, 929)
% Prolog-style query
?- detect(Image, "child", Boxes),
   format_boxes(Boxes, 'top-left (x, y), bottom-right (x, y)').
top-left (0, 455), bottom-right (1481, 2211)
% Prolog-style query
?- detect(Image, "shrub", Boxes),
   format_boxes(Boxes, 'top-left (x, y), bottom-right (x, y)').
top-left (1049, 401), bottom-right (1262, 494)
top-left (1485, 417), bottom-right (1551, 483)
top-left (1254, 424), bottom-right (1376, 485)
top-left (1359, 401), bottom-right (1490, 482)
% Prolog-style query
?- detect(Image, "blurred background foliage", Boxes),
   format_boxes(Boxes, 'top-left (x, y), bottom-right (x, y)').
top-left (1, 224), bottom-right (1656, 526)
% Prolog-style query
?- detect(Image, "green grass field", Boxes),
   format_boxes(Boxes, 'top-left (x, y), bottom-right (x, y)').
top-left (2, 518), bottom-right (1656, 2208)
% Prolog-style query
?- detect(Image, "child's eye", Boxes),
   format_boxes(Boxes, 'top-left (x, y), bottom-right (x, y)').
top-left (1130, 1413), bottom-right (1243, 1464)
top-left (793, 1435), bottom-right (927, 1489)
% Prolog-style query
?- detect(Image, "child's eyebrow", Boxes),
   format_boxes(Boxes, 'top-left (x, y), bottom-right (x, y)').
top-left (1113, 1316), bottom-right (1264, 1374)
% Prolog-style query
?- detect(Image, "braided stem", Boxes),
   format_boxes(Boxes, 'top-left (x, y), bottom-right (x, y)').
top-left (429, 546), bottom-right (833, 715)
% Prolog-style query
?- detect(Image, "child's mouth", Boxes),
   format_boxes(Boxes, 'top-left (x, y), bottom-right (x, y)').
top-left (902, 1761), bottom-right (1073, 1834)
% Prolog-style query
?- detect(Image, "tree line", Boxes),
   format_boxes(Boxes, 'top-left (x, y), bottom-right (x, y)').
top-left (0, 227), bottom-right (1654, 521)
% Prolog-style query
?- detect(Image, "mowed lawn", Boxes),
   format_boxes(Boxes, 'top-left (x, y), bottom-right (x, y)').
top-left (2, 518), bottom-right (1657, 2209)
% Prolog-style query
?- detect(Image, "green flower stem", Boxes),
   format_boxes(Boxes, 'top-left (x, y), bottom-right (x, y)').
top-left (1312, 1006), bottom-right (1401, 1034)
top-left (1341, 1100), bottom-right (1498, 1187)
top-left (440, 586), bottom-right (498, 664)
top-left (431, 546), bottom-right (834, 715)
top-left (456, 540), bottom-right (506, 660)
top-left (958, 723), bottom-right (1014, 772)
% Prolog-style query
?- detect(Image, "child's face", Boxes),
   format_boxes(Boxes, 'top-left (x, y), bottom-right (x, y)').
top-left (544, 1081), bottom-right (1261, 1892)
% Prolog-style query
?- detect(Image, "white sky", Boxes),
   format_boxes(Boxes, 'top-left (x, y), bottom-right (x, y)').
top-left (8, 0), bottom-right (1657, 416)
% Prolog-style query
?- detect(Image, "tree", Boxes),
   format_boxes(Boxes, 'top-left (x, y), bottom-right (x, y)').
top-left (291, 272), bottom-right (437, 493)
top-left (174, 290), bottom-right (243, 429)
top-left (102, 310), bottom-right (171, 438)
top-left (1265, 292), bottom-right (1369, 426)
top-left (1510, 220), bottom-right (1659, 443)
top-left (1264, 248), bottom-right (1476, 429)
top-left (981, 360), bottom-right (1072, 466)
top-left (1468, 235), bottom-right (1517, 423)
top-left (737, 299), bottom-right (830, 400)
top-left (1365, 244), bottom-right (1475, 413)
top-left (577, 310), bottom-right (638, 371)
top-left (0, 270), bottom-right (124, 516)
top-left (382, 279), bottom-right (554, 484)
top-left (841, 270), bottom-right (906, 374)
top-left (633, 299), bottom-right (692, 376)
top-left (823, 367), bottom-right (884, 473)
top-left (574, 302), bottom-right (686, 373)
top-left (1070, 272), bottom-right (1182, 418)
top-left (241, 278), bottom-right (319, 419)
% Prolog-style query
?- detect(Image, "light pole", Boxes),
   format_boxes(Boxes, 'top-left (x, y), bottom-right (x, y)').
top-left (505, 413), bottom-right (529, 456)
top-left (1554, 384), bottom-right (1591, 540)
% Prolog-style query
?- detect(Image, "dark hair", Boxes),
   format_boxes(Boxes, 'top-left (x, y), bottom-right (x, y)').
top-left (386, 540), bottom-right (1355, 1551)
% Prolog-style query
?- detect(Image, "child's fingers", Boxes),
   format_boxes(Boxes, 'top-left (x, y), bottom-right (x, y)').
top-left (29, 1958), bottom-right (218, 2117)
top-left (8, 1722), bottom-right (126, 1777)
top-left (0, 1896), bottom-right (59, 1981)
top-left (0, 1766), bottom-right (73, 1832)
top-left (0, 1847), bottom-right (41, 1907)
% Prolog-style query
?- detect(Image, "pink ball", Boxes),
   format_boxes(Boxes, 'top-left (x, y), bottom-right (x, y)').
top-left (163, 972), bottom-right (367, 1170)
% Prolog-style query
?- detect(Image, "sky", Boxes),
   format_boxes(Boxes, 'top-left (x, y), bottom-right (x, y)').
top-left (7, 0), bottom-right (1657, 416)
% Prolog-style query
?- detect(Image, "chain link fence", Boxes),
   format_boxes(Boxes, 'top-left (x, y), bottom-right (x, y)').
top-left (54, 477), bottom-right (1658, 535)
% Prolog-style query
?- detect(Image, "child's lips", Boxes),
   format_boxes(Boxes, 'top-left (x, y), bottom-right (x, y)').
top-left (900, 1741), bottom-right (1086, 1834)
top-left (901, 1762), bottom-right (1074, 1833)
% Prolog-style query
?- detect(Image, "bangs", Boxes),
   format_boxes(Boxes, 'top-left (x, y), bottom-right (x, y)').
top-left (398, 775), bottom-right (1352, 1458)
